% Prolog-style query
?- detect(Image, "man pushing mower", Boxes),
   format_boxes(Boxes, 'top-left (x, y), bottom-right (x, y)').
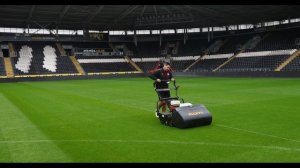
top-left (148, 61), bottom-right (212, 128)
top-left (149, 61), bottom-right (175, 113)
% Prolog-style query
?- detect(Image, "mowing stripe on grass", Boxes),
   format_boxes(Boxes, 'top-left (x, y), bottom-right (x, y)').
top-left (0, 139), bottom-right (299, 152)
top-left (216, 124), bottom-right (300, 143)
top-left (0, 94), bottom-right (72, 162)
top-left (1, 77), bottom-right (300, 162)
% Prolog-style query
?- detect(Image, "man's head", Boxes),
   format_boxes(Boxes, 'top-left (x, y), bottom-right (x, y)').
top-left (162, 62), bottom-right (171, 71)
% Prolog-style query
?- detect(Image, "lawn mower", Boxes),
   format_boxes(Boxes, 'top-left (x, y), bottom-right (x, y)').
top-left (154, 80), bottom-right (212, 128)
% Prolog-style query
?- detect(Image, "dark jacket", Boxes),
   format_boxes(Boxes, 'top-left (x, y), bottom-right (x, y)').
top-left (149, 68), bottom-right (173, 89)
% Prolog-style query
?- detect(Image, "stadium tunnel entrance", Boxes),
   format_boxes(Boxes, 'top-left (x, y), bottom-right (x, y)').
top-left (2, 49), bottom-right (9, 57)
top-left (64, 48), bottom-right (72, 56)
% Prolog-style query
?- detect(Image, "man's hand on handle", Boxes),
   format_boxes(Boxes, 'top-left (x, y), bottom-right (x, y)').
top-left (157, 78), bottom-right (175, 82)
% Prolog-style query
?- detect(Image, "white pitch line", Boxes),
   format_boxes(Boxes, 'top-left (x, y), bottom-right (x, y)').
top-left (0, 139), bottom-right (299, 152)
top-left (216, 124), bottom-right (300, 143)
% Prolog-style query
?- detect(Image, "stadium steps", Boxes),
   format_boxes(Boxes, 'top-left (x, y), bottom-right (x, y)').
top-left (174, 41), bottom-right (180, 55)
top-left (8, 43), bottom-right (16, 57)
top-left (183, 52), bottom-right (207, 72)
top-left (163, 42), bottom-right (169, 55)
top-left (164, 42), bottom-right (179, 57)
top-left (275, 49), bottom-right (300, 71)
top-left (183, 39), bottom-right (229, 72)
top-left (123, 44), bottom-right (134, 56)
top-left (213, 33), bottom-right (270, 72)
top-left (124, 56), bottom-right (143, 72)
top-left (56, 43), bottom-right (67, 56)
top-left (109, 43), bottom-right (116, 52)
top-left (212, 50), bottom-right (245, 72)
top-left (4, 57), bottom-right (14, 78)
top-left (69, 56), bottom-right (86, 75)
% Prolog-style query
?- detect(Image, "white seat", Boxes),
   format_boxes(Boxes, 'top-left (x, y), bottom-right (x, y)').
top-left (43, 45), bottom-right (58, 72)
top-left (15, 45), bottom-right (33, 73)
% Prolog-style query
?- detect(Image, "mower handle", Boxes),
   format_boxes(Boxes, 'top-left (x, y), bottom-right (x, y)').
top-left (154, 80), bottom-right (182, 102)
top-left (159, 79), bottom-right (175, 83)
top-left (156, 80), bottom-right (178, 91)
top-left (157, 79), bottom-right (176, 85)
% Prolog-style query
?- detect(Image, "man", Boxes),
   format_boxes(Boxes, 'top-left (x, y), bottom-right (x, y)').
top-left (149, 61), bottom-right (175, 113)
top-left (147, 59), bottom-right (163, 74)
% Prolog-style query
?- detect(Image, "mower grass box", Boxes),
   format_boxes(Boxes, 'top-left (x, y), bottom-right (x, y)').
top-left (172, 104), bottom-right (212, 128)
top-left (154, 80), bottom-right (212, 129)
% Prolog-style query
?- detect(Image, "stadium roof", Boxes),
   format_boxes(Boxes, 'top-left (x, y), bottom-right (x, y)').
top-left (0, 5), bottom-right (300, 30)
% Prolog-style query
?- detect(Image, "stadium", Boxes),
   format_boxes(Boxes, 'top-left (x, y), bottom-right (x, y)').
top-left (1, 5), bottom-right (300, 162)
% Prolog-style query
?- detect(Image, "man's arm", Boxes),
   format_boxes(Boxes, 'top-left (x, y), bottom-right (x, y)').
top-left (149, 70), bottom-right (160, 80)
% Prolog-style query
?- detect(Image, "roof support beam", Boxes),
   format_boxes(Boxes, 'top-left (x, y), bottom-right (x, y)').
top-left (183, 5), bottom-right (229, 25)
top-left (86, 5), bottom-right (105, 23)
top-left (171, 5), bottom-right (192, 15)
top-left (220, 6), bottom-right (257, 23)
top-left (113, 5), bottom-right (140, 24)
top-left (160, 6), bottom-right (172, 15)
top-left (153, 5), bottom-right (157, 16)
top-left (184, 5), bottom-right (226, 20)
top-left (33, 21), bottom-right (52, 29)
top-left (140, 5), bottom-right (147, 17)
top-left (26, 5), bottom-right (35, 24)
top-left (57, 5), bottom-right (70, 24)
top-left (30, 21), bottom-right (53, 34)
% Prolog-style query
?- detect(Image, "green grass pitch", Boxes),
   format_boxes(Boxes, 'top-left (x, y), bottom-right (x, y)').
top-left (0, 77), bottom-right (300, 162)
